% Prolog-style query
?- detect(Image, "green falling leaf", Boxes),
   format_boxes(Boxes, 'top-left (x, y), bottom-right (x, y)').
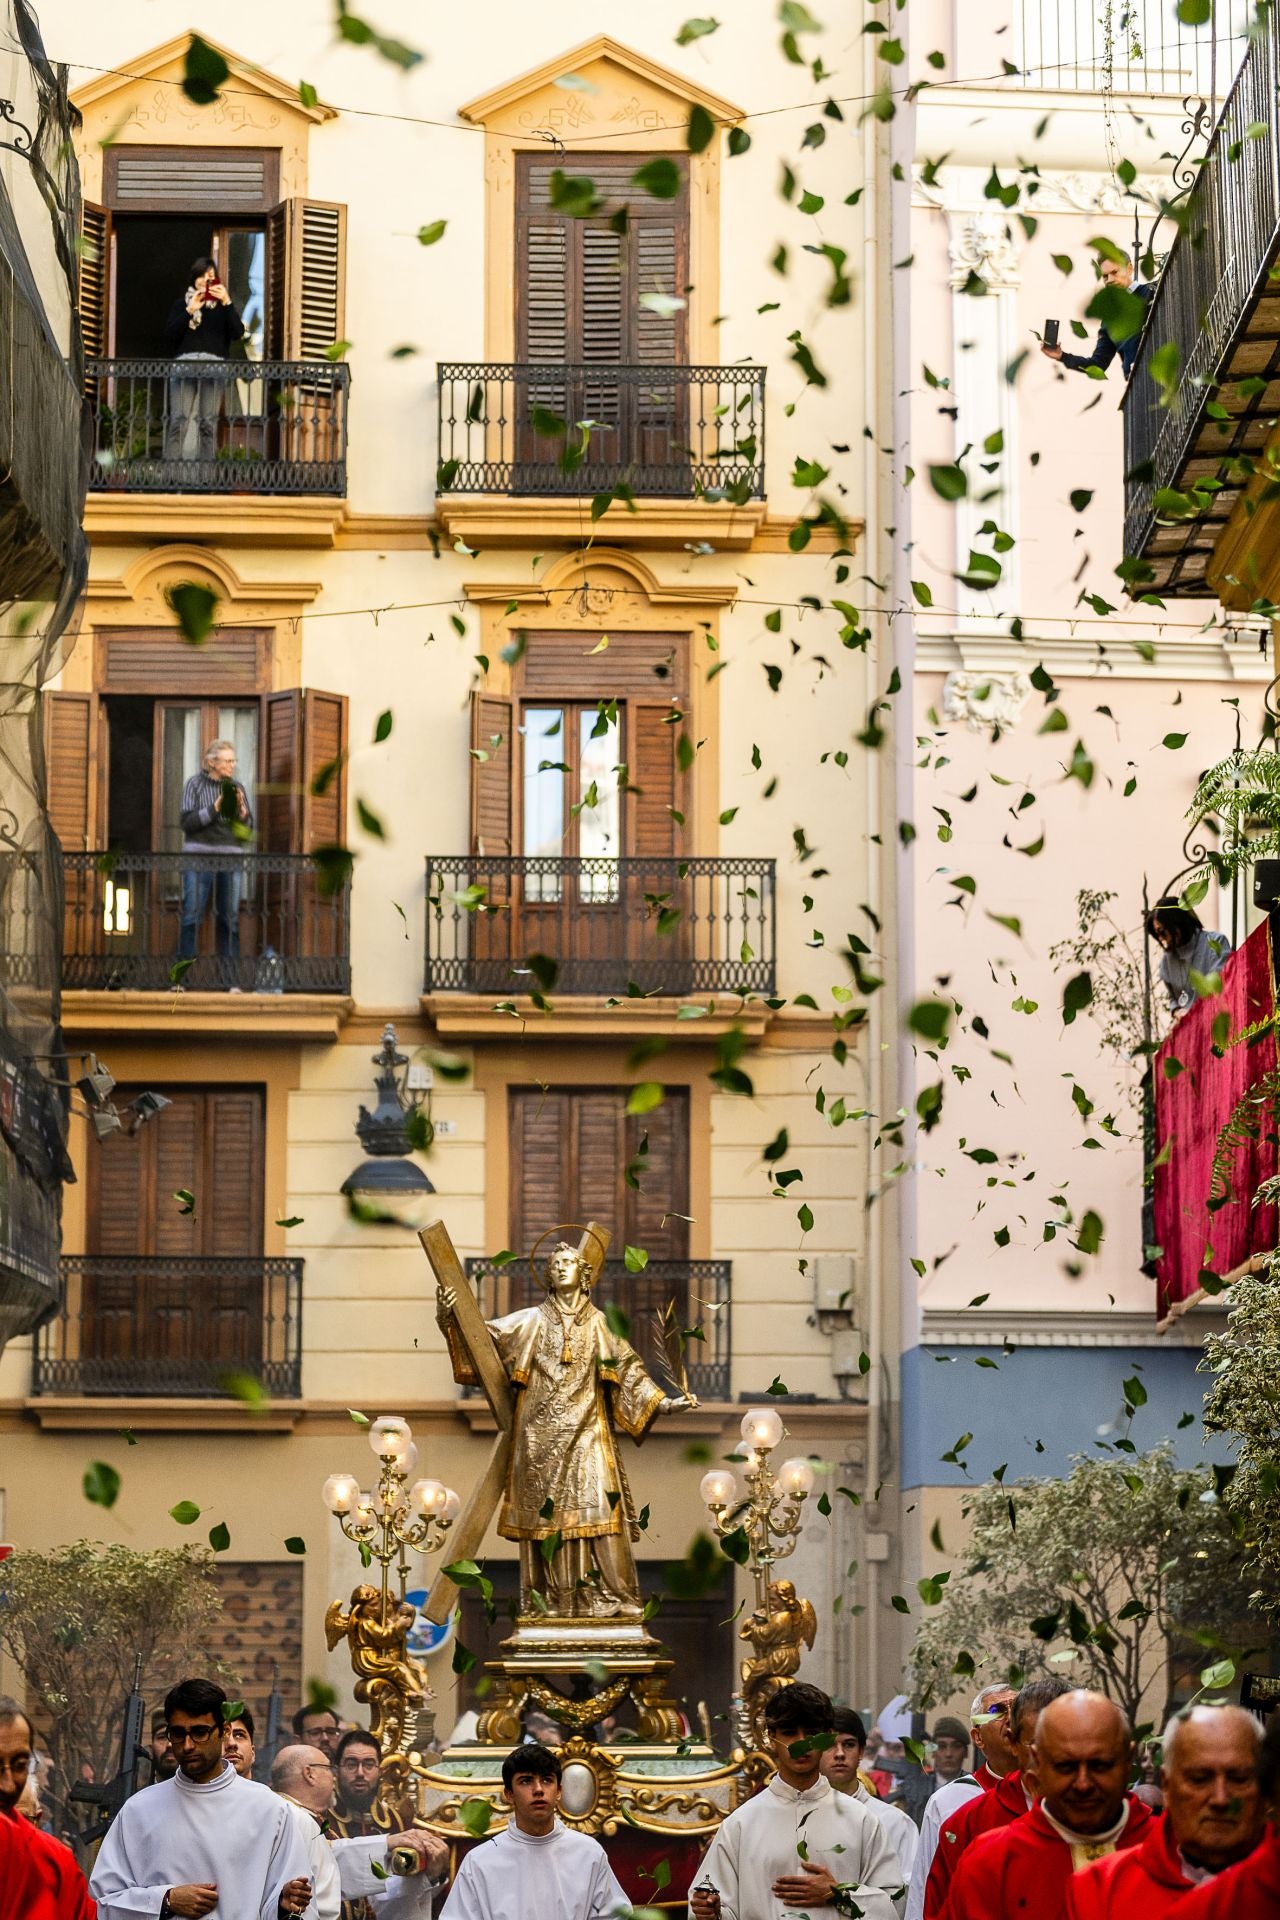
top-left (181, 33), bottom-right (230, 105)
top-left (83, 1461), bottom-right (121, 1509)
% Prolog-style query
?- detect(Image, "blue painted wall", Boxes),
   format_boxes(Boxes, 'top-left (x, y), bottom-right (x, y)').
top-left (900, 1342), bottom-right (1218, 1489)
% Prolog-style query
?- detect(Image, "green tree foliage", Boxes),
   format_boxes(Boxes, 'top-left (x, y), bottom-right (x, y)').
top-left (1202, 1262), bottom-right (1280, 1611)
top-left (0, 1541), bottom-right (226, 1834)
top-left (907, 1449), bottom-right (1255, 1728)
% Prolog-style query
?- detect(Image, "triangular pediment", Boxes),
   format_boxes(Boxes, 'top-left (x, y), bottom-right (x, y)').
top-left (460, 35), bottom-right (743, 128)
top-left (71, 33), bottom-right (337, 123)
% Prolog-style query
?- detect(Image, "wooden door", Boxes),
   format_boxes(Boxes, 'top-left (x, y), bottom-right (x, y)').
top-left (84, 1087), bottom-right (265, 1390)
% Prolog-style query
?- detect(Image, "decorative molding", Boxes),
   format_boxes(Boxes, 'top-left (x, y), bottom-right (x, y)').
top-left (949, 211), bottom-right (1020, 291)
top-left (71, 34), bottom-right (338, 121)
top-left (463, 546), bottom-right (739, 610)
top-left (59, 989), bottom-right (352, 1043)
top-left (920, 1305), bottom-right (1227, 1349)
top-left (917, 625), bottom-right (1274, 683)
top-left (915, 163), bottom-right (1168, 218)
top-left (459, 35), bottom-right (743, 127)
top-left (422, 993), bottom-right (770, 1042)
top-left (942, 668), bottom-right (1032, 731)
top-left (83, 494), bottom-right (347, 550)
top-left (439, 495), bottom-right (766, 553)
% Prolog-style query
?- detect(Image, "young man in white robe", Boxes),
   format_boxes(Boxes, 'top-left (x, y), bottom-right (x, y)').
top-left (691, 1683), bottom-right (904, 1920)
top-left (90, 1677), bottom-right (314, 1920)
top-left (271, 1742), bottom-right (448, 1920)
top-left (440, 1743), bottom-right (628, 1920)
top-left (821, 1706), bottom-right (919, 1903)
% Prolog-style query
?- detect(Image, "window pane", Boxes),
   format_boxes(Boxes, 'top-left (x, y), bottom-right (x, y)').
top-left (522, 707), bottom-right (565, 901)
top-left (223, 230), bottom-right (265, 361)
top-left (161, 707), bottom-right (202, 854)
top-left (579, 707), bottom-right (620, 902)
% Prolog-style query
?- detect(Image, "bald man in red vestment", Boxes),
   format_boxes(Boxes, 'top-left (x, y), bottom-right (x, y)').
top-left (1175, 1712), bottom-right (1280, 1920)
top-left (942, 1691), bottom-right (1152, 1920)
top-left (925, 1676), bottom-right (1070, 1917)
top-left (1067, 1704), bottom-right (1264, 1919)
top-left (0, 1699), bottom-right (95, 1920)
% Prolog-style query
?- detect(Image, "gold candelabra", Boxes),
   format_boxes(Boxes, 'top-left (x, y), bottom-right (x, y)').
top-left (321, 1415), bottom-right (461, 1758)
top-left (700, 1407), bottom-right (819, 1752)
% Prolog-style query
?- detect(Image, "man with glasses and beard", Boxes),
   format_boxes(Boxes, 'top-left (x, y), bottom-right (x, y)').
top-left (90, 1676), bottom-right (312, 1919)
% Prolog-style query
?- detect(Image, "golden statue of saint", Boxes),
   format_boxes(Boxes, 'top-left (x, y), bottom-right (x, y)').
top-left (435, 1233), bottom-right (695, 1618)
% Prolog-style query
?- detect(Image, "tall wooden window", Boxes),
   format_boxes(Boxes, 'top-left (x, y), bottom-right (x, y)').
top-left (516, 154), bottom-right (689, 365)
top-left (80, 151), bottom-right (345, 363)
top-left (508, 1086), bottom-right (689, 1262)
top-left (84, 1086), bottom-right (266, 1373)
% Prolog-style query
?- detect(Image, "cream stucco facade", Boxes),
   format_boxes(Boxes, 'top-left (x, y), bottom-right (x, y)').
top-left (0, 1), bottom-right (908, 1732)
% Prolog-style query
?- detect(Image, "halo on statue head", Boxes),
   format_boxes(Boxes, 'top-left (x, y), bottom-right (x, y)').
top-left (530, 1222), bottom-right (609, 1289)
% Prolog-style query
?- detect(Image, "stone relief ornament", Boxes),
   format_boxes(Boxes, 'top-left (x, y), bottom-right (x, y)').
top-left (942, 668), bottom-right (1033, 732)
top-left (948, 211), bottom-right (1021, 291)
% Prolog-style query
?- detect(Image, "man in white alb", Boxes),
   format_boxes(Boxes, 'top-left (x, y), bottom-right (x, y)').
top-left (90, 1677), bottom-right (313, 1919)
top-left (691, 1683), bottom-right (903, 1919)
top-left (440, 1744), bottom-right (627, 1920)
top-left (821, 1706), bottom-right (918, 1901)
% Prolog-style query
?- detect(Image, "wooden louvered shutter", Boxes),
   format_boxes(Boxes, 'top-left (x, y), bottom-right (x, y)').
top-left (90, 1123), bottom-right (147, 1256)
top-left (264, 202), bottom-right (288, 360)
top-left (573, 1090), bottom-right (628, 1233)
top-left (263, 690), bottom-right (303, 853)
top-left (203, 1090), bottom-right (264, 1256)
top-left (78, 203), bottom-right (111, 363)
top-left (285, 200), bottom-right (346, 359)
top-left (300, 690), bottom-right (347, 850)
top-left (519, 215), bottom-right (568, 365)
top-left (470, 691), bottom-right (513, 858)
top-left (44, 692), bottom-right (97, 850)
top-left (263, 688), bottom-right (347, 852)
top-left (152, 1092), bottom-right (200, 1258)
top-left (625, 1091), bottom-right (689, 1258)
top-left (629, 701), bottom-right (681, 858)
top-left (508, 1088), bottom-right (571, 1256)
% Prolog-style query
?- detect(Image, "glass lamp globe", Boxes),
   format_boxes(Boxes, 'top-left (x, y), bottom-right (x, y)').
top-left (700, 1468), bottom-right (739, 1508)
top-left (740, 1406), bottom-right (784, 1453)
top-left (401, 1441), bottom-right (420, 1477)
top-left (369, 1415), bottom-right (413, 1459)
top-left (441, 1487), bottom-right (462, 1521)
top-left (409, 1477), bottom-right (446, 1517)
top-left (322, 1472), bottom-right (359, 1514)
top-left (353, 1491), bottom-right (377, 1526)
top-left (778, 1457), bottom-right (816, 1498)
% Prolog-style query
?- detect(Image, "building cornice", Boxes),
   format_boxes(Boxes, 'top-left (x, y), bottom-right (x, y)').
top-left (921, 1305), bottom-right (1227, 1349)
top-left (915, 625), bottom-right (1271, 684)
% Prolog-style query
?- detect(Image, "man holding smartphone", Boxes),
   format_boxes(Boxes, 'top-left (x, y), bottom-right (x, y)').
top-left (1041, 251), bottom-right (1154, 381)
top-left (163, 255), bottom-right (245, 467)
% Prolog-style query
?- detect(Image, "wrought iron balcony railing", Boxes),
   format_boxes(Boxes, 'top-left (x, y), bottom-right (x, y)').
top-left (464, 1256), bottom-right (731, 1401)
top-left (436, 362), bottom-right (766, 499)
top-left (86, 357), bottom-right (349, 495)
top-left (1122, 6), bottom-right (1280, 593)
top-left (1016, 0), bottom-right (1251, 93)
top-left (33, 1255), bottom-right (304, 1398)
top-left (424, 855), bottom-right (776, 997)
top-left (58, 851), bottom-right (351, 994)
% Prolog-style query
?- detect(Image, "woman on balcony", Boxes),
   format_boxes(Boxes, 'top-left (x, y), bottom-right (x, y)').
top-left (163, 256), bottom-right (245, 469)
top-left (1146, 898), bottom-right (1232, 1013)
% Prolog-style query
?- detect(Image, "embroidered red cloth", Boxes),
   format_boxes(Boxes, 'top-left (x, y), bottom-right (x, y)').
top-left (1152, 917), bottom-right (1277, 1318)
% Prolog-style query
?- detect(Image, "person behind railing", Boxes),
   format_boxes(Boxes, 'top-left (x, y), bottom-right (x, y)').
top-left (1145, 896), bottom-right (1232, 1013)
top-left (178, 738), bottom-right (253, 980)
top-left (163, 256), bottom-right (245, 466)
top-left (1040, 250), bottom-right (1154, 380)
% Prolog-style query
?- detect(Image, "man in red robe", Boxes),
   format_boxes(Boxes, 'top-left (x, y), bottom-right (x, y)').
top-left (942, 1691), bottom-right (1152, 1920)
top-left (1176, 1713), bottom-right (1280, 1919)
top-left (1067, 1705), bottom-right (1264, 1918)
top-left (925, 1677), bottom-right (1069, 1916)
top-left (0, 1699), bottom-right (94, 1920)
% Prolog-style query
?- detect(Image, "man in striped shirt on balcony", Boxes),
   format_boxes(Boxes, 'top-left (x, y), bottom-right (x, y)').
top-left (178, 738), bottom-right (254, 979)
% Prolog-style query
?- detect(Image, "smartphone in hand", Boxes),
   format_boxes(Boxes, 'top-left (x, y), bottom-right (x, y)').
top-left (1044, 318), bottom-right (1060, 348)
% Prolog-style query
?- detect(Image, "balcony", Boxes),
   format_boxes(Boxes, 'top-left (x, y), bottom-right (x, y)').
top-left (1122, 9), bottom-right (1280, 595)
top-left (423, 855), bottom-right (776, 1001)
top-left (33, 1255), bottom-right (303, 1399)
top-left (435, 362), bottom-right (767, 549)
top-left (57, 851), bottom-right (351, 995)
top-left (86, 358), bottom-right (349, 496)
top-left (465, 1255), bottom-right (731, 1401)
top-left (1015, 0), bottom-right (1250, 94)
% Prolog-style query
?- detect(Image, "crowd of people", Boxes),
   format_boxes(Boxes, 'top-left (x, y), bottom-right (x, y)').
top-left (2, 1676), bottom-right (1278, 1918)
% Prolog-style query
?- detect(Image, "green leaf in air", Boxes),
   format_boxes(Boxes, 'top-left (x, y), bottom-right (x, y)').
top-left (208, 1521), bottom-right (231, 1552)
top-left (83, 1461), bottom-right (121, 1509)
top-left (167, 583), bottom-right (218, 646)
top-left (417, 220), bottom-right (447, 246)
top-left (182, 34), bottom-right (230, 105)
top-left (169, 1501), bottom-right (201, 1526)
top-left (633, 157), bottom-right (681, 200)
